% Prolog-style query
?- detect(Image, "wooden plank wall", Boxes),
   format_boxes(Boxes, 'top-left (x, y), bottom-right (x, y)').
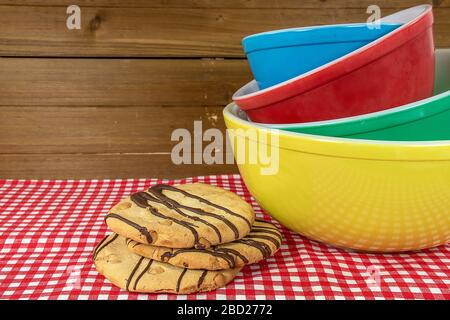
top-left (0, 0), bottom-right (449, 179)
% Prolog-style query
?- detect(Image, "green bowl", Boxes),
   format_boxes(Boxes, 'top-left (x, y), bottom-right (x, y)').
top-left (260, 49), bottom-right (450, 141)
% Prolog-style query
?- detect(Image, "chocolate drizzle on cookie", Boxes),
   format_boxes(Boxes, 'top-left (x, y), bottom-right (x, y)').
top-left (251, 227), bottom-right (283, 240)
top-left (126, 256), bottom-right (145, 291)
top-left (135, 190), bottom-right (224, 243)
top-left (94, 234), bottom-right (241, 294)
top-left (128, 184), bottom-right (253, 248)
top-left (105, 213), bottom-right (153, 243)
top-left (133, 260), bottom-right (153, 291)
top-left (154, 221), bottom-right (281, 268)
top-left (93, 233), bottom-right (119, 260)
top-left (245, 234), bottom-right (281, 248)
top-left (161, 248), bottom-right (237, 268)
top-left (148, 185), bottom-right (248, 239)
top-left (126, 238), bottom-right (142, 249)
top-left (252, 220), bottom-right (276, 228)
top-left (236, 239), bottom-right (272, 259)
top-left (176, 268), bottom-right (188, 293)
top-left (146, 188), bottom-right (226, 242)
top-left (214, 247), bottom-right (249, 265)
top-left (197, 270), bottom-right (208, 288)
top-left (151, 184), bottom-right (252, 228)
top-left (131, 191), bottom-right (203, 248)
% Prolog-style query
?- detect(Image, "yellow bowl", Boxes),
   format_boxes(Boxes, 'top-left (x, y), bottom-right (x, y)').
top-left (224, 103), bottom-right (450, 252)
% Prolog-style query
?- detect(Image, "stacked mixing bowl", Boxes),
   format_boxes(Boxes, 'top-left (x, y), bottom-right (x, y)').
top-left (224, 5), bottom-right (450, 252)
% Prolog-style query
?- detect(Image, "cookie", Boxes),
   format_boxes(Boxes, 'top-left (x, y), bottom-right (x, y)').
top-left (126, 219), bottom-right (282, 270)
top-left (93, 234), bottom-right (242, 294)
top-left (105, 183), bottom-right (255, 249)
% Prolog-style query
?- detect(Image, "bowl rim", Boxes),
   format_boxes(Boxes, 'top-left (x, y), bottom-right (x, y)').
top-left (242, 23), bottom-right (401, 54)
top-left (223, 102), bottom-right (450, 161)
top-left (256, 92), bottom-right (450, 130)
top-left (233, 5), bottom-right (433, 105)
top-left (254, 48), bottom-right (449, 131)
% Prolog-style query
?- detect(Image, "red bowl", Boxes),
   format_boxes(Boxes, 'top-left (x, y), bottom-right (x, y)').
top-left (233, 5), bottom-right (435, 124)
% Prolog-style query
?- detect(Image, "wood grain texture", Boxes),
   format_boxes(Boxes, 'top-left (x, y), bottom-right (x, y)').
top-left (0, 2), bottom-right (448, 58)
top-left (1, 0), bottom-right (449, 179)
top-left (0, 0), bottom-right (447, 9)
top-left (0, 154), bottom-right (238, 179)
top-left (0, 106), bottom-right (226, 153)
top-left (0, 58), bottom-right (251, 106)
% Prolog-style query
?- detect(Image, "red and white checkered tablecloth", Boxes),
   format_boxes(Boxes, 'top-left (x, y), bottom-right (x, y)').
top-left (0, 175), bottom-right (448, 300)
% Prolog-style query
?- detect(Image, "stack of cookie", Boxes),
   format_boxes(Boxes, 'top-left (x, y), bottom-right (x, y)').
top-left (93, 183), bottom-right (282, 294)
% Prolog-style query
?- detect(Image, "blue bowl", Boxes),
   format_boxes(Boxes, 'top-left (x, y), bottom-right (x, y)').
top-left (243, 23), bottom-right (401, 90)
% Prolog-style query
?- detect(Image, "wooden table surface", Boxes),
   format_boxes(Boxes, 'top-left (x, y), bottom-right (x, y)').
top-left (1, 0), bottom-right (449, 179)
